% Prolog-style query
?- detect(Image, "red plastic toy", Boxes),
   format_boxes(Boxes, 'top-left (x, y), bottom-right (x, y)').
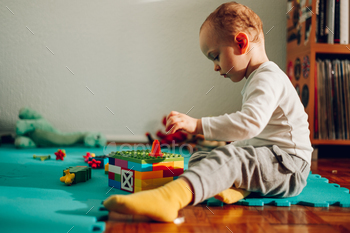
top-left (83, 152), bottom-right (95, 162)
top-left (88, 159), bottom-right (101, 169)
top-left (55, 149), bottom-right (66, 161)
top-left (149, 140), bottom-right (163, 158)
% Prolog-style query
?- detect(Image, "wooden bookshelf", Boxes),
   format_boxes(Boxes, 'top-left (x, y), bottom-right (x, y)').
top-left (286, 0), bottom-right (350, 146)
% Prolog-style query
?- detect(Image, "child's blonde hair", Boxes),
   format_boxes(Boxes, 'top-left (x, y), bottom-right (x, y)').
top-left (201, 2), bottom-right (263, 43)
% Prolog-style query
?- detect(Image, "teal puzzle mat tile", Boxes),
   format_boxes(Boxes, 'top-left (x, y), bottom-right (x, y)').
top-left (235, 173), bottom-right (350, 207)
top-left (0, 145), bottom-right (191, 232)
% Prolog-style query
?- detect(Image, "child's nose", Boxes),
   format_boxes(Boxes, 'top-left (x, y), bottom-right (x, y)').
top-left (214, 64), bottom-right (220, 71)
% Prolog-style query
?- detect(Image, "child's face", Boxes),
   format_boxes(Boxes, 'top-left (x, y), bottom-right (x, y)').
top-left (199, 25), bottom-right (248, 82)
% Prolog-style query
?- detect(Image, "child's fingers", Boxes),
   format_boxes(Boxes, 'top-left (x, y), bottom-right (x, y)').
top-left (166, 111), bottom-right (179, 122)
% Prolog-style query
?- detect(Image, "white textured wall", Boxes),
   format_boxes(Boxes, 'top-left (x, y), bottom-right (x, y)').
top-left (0, 0), bottom-right (287, 142)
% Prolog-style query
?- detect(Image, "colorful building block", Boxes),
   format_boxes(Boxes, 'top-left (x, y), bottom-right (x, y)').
top-left (62, 166), bottom-right (91, 185)
top-left (107, 140), bottom-right (184, 193)
top-left (105, 163), bottom-right (109, 174)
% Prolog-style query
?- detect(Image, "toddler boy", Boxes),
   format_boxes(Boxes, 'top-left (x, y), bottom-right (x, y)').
top-left (103, 2), bottom-right (313, 222)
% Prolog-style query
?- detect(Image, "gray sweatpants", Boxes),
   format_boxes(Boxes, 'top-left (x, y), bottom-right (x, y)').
top-left (179, 144), bottom-right (310, 205)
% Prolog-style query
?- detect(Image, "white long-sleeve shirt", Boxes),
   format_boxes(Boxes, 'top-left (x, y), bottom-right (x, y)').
top-left (202, 61), bottom-right (313, 164)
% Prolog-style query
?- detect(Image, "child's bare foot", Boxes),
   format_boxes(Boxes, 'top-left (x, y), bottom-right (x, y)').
top-left (103, 178), bottom-right (193, 222)
top-left (214, 187), bottom-right (250, 204)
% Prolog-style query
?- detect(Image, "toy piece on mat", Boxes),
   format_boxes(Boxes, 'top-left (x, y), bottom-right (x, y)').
top-left (88, 155), bottom-right (108, 169)
top-left (60, 169), bottom-right (76, 185)
top-left (55, 149), bottom-right (66, 161)
top-left (107, 146), bottom-right (184, 193)
top-left (105, 163), bottom-right (109, 174)
top-left (83, 152), bottom-right (95, 162)
top-left (88, 159), bottom-right (101, 169)
top-left (14, 107), bottom-right (107, 148)
top-left (60, 166), bottom-right (92, 185)
top-left (33, 154), bottom-right (51, 161)
top-left (149, 140), bottom-right (163, 158)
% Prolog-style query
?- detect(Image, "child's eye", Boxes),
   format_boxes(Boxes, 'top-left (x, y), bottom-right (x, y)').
top-left (214, 56), bottom-right (219, 61)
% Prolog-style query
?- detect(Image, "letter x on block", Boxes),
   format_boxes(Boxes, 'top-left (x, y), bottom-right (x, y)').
top-left (121, 168), bottom-right (134, 192)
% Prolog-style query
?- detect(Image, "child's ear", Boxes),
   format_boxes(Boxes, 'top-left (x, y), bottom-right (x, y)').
top-left (234, 32), bottom-right (249, 54)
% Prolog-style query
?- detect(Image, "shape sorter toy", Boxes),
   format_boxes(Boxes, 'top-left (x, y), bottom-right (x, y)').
top-left (107, 140), bottom-right (184, 193)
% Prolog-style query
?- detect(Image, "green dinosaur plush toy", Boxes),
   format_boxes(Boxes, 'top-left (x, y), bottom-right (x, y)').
top-left (15, 107), bottom-right (107, 148)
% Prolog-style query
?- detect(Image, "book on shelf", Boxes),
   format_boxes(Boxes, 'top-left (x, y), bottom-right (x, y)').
top-left (315, 59), bottom-right (350, 139)
top-left (340, 0), bottom-right (349, 44)
top-left (316, 0), bottom-right (350, 44)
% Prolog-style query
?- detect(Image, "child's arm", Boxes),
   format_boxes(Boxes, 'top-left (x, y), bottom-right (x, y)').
top-left (165, 111), bottom-right (203, 135)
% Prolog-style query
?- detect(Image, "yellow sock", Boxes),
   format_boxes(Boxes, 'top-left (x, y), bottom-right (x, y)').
top-left (214, 187), bottom-right (250, 204)
top-left (103, 178), bottom-right (193, 222)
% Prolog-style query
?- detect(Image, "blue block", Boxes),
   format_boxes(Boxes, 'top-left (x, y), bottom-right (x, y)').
top-left (108, 179), bottom-right (121, 189)
top-left (109, 157), bottom-right (115, 166)
top-left (127, 161), bottom-right (153, 172)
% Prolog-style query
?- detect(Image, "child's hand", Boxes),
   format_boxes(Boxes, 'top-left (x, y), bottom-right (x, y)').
top-left (165, 111), bottom-right (203, 135)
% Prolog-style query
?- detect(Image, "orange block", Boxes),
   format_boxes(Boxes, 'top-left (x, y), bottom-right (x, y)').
top-left (153, 162), bottom-right (174, 171)
top-left (135, 170), bottom-right (163, 180)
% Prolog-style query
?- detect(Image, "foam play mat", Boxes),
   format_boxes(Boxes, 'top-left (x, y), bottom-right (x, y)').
top-left (0, 144), bottom-right (191, 233)
top-left (204, 173), bottom-right (350, 207)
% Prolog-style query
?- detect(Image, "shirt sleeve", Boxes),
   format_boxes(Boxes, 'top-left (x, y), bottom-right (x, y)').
top-left (202, 73), bottom-right (284, 141)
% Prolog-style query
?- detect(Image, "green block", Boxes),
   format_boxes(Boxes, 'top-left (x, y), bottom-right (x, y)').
top-left (109, 151), bottom-right (184, 164)
top-left (115, 173), bottom-right (121, 182)
top-left (65, 166), bottom-right (91, 184)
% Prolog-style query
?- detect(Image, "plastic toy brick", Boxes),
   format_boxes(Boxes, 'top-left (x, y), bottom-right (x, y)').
top-left (109, 164), bottom-right (121, 174)
top-left (114, 158), bottom-right (128, 168)
top-left (152, 177), bottom-right (173, 186)
top-left (107, 142), bottom-right (184, 193)
top-left (109, 157), bottom-right (115, 166)
top-left (174, 161), bottom-right (184, 169)
top-left (153, 161), bottom-right (174, 171)
top-left (108, 172), bottom-right (115, 180)
top-left (60, 169), bottom-right (75, 185)
top-left (33, 154), bottom-right (51, 161)
top-left (121, 168), bottom-right (134, 192)
top-left (108, 179), bottom-right (121, 189)
top-left (105, 163), bottom-right (109, 174)
top-left (127, 161), bottom-right (153, 172)
top-left (88, 159), bottom-right (101, 169)
top-left (88, 155), bottom-right (108, 168)
top-left (64, 166), bottom-right (91, 184)
top-left (135, 170), bottom-right (163, 180)
top-left (163, 168), bottom-right (184, 177)
top-left (83, 152), bottom-right (95, 162)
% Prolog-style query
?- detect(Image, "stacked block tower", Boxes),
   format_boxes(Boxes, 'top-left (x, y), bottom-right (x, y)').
top-left (108, 140), bottom-right (184, 193)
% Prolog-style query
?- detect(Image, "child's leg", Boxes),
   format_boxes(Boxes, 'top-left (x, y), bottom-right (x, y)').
top-left (103, 177), bottom-right (194, 222)
top-left (187, 150), bottom-right (250, 204)
top-left (179, 144), bottom-right (310, 205)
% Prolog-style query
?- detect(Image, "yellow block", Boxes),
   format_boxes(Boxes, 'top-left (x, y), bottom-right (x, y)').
top-left (153, 161), bottom-right (174, 170)
top-left (174, 161), bottom-right (184, 169)
top-left (152, 177), bottom-right (173, 186)
top-left (135, 170), bottom-right (163, 180)
top-left (134, 186), bottom-right (142, 192)
top-left (135, 178), bottom-right (154, 189)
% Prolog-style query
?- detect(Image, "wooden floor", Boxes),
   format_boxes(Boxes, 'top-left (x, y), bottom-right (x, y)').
top-left (104, 159), bottom-right (350, 233)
